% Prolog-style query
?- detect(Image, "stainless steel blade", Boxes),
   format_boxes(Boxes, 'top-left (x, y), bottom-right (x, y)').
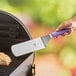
top-left (11, 35), bottom-right (51, 57)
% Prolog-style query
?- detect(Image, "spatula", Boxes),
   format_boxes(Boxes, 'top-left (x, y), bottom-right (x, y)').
top-left (11, 22), bottom-right (76, 57)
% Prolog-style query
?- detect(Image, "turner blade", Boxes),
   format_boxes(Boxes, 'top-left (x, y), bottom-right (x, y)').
top-left (11, 37), bottom-right (49, 57)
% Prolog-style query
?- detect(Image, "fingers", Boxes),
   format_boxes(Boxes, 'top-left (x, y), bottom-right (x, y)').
top-left (56, 21), bottom-right (72, 31)
top-left (61, 30), bottom-right (71, 36)
top-left (56, 21), bottom-right (72, 36)
top-left (56, 16), bottom-right (76, 37)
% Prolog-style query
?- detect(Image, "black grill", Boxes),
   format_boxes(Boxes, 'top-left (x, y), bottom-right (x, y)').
top-left (0, 11), bottom-right (34, 76)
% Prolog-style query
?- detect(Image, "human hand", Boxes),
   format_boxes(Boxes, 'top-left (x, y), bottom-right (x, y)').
top-left (56, 16), bottom-right (76, 36)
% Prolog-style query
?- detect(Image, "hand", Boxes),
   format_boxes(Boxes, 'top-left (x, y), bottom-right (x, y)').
top-left (56, 16), bottom-right (76, 36)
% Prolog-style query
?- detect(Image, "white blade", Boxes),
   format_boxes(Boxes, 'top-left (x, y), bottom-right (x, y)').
top-left (11, 38), bottom-right (45, 57)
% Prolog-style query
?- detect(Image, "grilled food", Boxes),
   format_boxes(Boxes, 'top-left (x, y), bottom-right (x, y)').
top-left (0, 52), bottom-right (12, 66)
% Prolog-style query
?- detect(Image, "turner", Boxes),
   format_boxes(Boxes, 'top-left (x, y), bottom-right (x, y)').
top-left (11, 22), bottom-right (76, 57)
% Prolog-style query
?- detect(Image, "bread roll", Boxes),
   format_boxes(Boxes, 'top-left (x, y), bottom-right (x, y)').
top-left (0, 52), bottom-right (12, 66)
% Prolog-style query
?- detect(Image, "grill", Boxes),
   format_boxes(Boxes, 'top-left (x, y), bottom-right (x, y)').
top-left (0, 11), bottom-right (35, 76)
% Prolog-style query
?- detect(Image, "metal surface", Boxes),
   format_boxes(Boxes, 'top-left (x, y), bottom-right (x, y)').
top-left (11, 37), bottom-right (46, 57)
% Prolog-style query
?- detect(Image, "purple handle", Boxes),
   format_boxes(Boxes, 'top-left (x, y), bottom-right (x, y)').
top-left (51, 28), bottom-right (71, 37)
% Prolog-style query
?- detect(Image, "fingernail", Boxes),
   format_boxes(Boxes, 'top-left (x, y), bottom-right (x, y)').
top-left (56, 29), bottom-right (58, 31)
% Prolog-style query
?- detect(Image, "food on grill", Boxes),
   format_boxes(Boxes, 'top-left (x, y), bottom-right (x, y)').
top-left (0, 52), bottom-right (12, 66)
